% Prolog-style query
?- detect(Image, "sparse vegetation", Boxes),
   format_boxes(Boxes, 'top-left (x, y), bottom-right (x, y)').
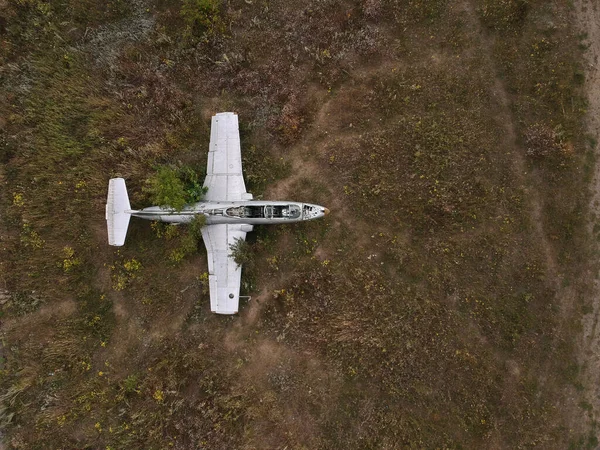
top-left (180, 0), bottom-right (223, 41)
top-left (0, 0), bottom-right (594, 448)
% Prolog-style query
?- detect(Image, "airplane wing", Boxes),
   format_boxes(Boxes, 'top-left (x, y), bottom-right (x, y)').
top-left (201, 112), bottom-right (254, 314)
top-left (201, 224), bottom-right (252, 314)
top-left (203, 112), bottom-right (252, 201)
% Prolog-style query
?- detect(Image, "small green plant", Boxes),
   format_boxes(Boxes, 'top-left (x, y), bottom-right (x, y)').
top-left (121, 375), bottom-right (139, 394)
top-left (111, 258), bottom-right (142, 291)
top-left (229, 237), bottom-right (253, 268)
top-left (20, 223), bottom-right (44, 249)
top-left (165, 224), bottom-right (180, 240)
top-left (12, 193), bottom-right (24, 207)
top-left (198, 272), bottom-right (209, 295)
top-left (123, 258), bottom-right (142, 273)
top-left (153, 389), bottom-right (164, 403)
top-left (181, 0), bottom-right (223, 38)
top-left (169, 235), bottom-right (196, 263)
top-left (168, 216), bottom-right (205, 263)
top-left (61, 246), bottom-right (81, 272)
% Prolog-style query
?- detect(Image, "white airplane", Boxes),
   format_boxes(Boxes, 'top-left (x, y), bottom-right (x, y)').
top-left (106, 112), bottom-right (329, 314)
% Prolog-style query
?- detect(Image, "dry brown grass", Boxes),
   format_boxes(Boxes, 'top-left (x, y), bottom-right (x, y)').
top-left (0, 0), bottom-right (595, 448)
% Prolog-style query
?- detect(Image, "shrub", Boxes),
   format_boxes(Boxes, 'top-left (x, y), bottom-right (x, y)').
top-left (61, 246), bottom-right (81, 272)
top-left (144, 166), bottom-right (187, 211)
top-left (144, 165), bottom-right (207, 211)
top-left (169, 215), bottom-right (206, 264)
top-left (229, 237), bottom-right (253, 268)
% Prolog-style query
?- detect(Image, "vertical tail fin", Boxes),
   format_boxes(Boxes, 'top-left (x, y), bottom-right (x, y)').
top-left (106, 178), bottom-right (132, 246)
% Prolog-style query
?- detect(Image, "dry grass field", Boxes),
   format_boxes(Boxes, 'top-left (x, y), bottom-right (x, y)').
top-left (0, 0), bottom-right (596, 448)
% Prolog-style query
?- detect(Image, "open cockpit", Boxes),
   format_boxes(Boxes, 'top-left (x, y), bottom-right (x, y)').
top-left (263, 204), bottom-right (302, 219)
top-left (225, 204), bottom-right (302, 220)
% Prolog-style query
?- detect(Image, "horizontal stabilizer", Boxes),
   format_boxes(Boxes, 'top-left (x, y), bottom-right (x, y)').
top-left (106, 178), bottom-right (132, 246)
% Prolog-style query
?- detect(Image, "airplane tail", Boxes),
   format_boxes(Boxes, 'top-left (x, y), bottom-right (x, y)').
top-left (106, 178), bottom-right (132, 246)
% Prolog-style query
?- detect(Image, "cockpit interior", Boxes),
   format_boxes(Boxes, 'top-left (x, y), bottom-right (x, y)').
top-left (225, 204), bottom-right (302, 219)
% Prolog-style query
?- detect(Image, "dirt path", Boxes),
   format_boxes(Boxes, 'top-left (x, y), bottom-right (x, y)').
top-left (575, 0), bottom-right (600, 438)
top-left (459, 1), bottom-right (580, 444)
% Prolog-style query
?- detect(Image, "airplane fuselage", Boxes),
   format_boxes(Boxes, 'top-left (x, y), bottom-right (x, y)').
top-left (130, 201), bottom-right (329, 225)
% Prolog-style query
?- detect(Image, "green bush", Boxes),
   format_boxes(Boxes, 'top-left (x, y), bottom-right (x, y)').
top-left (229, 237), bottom-right (253, 268)
top-left (178, 165), bottom-right (207, 203)
top-left (144, 165), bottom-right (207, 211)
top-left (144, 166), bottom-right (187, 210)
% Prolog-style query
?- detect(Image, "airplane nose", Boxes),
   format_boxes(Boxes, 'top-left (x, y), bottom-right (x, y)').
top-left (324, 208), bottom-right (330, 215)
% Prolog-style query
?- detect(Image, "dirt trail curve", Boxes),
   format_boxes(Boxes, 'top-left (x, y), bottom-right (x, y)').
top-left (577, 3), bottom-right (600, 147)
top-left (575, 0), bottom-right (600, 436)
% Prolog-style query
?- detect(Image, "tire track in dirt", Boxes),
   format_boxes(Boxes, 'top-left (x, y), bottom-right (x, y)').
top-left (462, 1), bottom-right (560, 283)
top-left (574, 0), bottom-right (600, 438)
top-left (461, 1), bottom-right (579, 445)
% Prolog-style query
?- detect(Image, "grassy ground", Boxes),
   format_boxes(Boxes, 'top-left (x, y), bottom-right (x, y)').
top-left (0, 0), bottom-right (595, 448)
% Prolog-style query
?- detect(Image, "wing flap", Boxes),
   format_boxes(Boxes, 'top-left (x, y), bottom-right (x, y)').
top-left (201, 224), bottom-right (248, 314)
top-left (203, 112), bottom-right (249, 201)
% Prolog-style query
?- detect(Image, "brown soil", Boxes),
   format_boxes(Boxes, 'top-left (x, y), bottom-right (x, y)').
top-left (575, 0), bottom-right (600, 436)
